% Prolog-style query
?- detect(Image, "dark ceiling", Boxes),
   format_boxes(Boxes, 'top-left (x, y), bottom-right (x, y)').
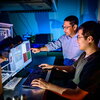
top-left (0, 0), bottom-right (58, 12)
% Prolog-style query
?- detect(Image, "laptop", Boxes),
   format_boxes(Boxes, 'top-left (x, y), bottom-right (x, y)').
top-left (22, 68), bottom-right (51, 89)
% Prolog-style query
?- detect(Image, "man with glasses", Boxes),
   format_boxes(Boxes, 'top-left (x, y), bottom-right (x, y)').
top-left (31, 15), bottom-right (83, 66)
top-left (31, 21), bottom-right (100, 100)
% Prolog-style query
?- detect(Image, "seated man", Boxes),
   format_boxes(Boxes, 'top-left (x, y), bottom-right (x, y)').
top-left (31, 21), bottom-right (100, 100)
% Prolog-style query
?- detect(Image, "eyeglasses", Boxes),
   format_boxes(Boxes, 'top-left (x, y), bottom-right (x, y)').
top-left (62, 25), bottom-right (72, 29)
top-left (77, 36), bottom-right (84, 39)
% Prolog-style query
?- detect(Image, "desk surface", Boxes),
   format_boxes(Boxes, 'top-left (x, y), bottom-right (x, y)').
top-left (3, 54), bottom-right (55, 100)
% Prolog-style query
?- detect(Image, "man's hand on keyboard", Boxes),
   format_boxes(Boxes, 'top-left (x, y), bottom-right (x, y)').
top-left (31, 78), bottom-right (49, 89)
top-left (38, 64), bottom-right (54, 70)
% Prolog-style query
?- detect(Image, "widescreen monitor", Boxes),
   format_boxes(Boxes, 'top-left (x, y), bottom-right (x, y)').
top-left (9, 40), bottom-right (32, 76)
top-left (1, 40), bottom-right (32, 83)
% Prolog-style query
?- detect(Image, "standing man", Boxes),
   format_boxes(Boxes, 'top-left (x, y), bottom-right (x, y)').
top-left (31, 15), bottom-right (83, 66)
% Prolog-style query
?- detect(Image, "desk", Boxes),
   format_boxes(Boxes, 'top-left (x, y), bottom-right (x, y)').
top-left (3, 53), bottom-right (55, 100)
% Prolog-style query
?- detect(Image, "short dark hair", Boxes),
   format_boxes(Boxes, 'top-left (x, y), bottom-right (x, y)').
top-left (64, 15), bottom-right (79, 26)
top-left (78, 21), bottom-right (100, 45)
top-left (0, 37), bottom-right (13, 51)
top-left (13, 35), bottom-right (23, 45)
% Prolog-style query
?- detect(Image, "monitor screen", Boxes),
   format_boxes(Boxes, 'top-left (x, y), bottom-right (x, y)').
top-left (9, 40), bottom-right (32, 76)
top-left (0, 28), bottom-right (12, 42)
top-left (1, 40), bottom-right (32, 83)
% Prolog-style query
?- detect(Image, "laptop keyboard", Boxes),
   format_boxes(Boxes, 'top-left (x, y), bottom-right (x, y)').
top-left (22, 68), bottom-right (48, 88)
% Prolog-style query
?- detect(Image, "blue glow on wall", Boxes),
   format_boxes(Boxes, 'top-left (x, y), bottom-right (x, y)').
top-left (5, 0), bottom-right (98, 41)
top-left (35, 12), bottom-right (50, 33)
top-left (82, 0), bottom-right (98, 22)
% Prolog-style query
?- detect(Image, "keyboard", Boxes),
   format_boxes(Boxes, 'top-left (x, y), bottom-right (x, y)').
top-left (2, 72), bottom-right (11, 83)
top-left (3, 77), bottom-right (22, 90)
top-left (22, 68), bottom-right (51, 89)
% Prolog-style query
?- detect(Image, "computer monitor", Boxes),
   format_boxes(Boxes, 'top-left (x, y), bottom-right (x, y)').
top-left (9, 40), bottom-right (32, 76)
top-left (0, 23), bottom-right (13, 42)
top-left (1, 40), bottom-right (32, 83)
